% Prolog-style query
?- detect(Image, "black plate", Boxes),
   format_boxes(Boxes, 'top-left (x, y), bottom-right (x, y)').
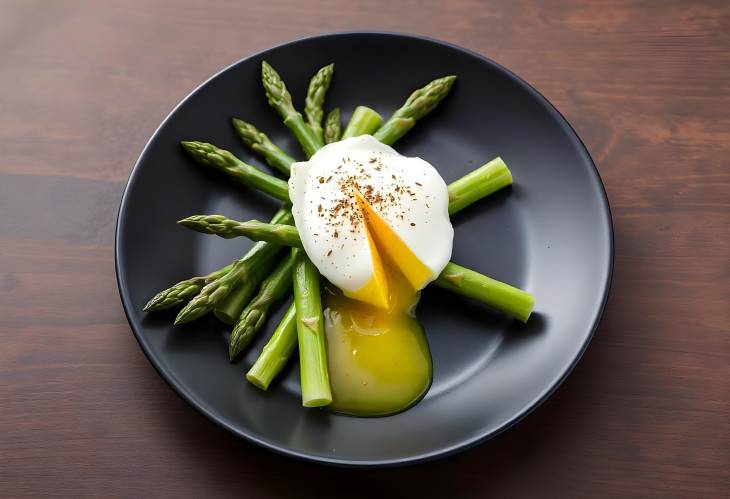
top-left (116, 32), bottom-right (612, 466)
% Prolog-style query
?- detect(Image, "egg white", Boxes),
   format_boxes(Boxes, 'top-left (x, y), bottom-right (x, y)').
top-left (289, 135), bottom-right (453, 299)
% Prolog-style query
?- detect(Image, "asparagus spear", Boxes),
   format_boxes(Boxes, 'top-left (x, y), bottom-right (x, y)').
top-left (179, 217), bottom-right (532, 321)
top-left (374, 75), bottom-right (456, 145)
top-left (213, 207), bottom-right (295, 324)
top-left (291, 248), bottom-right (332, 407)
top-left (229, 252), bottom-right (297, 360)
top-left (226, 105), bottom-right (377, 175)
top-left (323, 108), bottom-right (341, 144)
top-left (435, 263), bottom-right (534, 323)
top-left (179, 155), bottom-right (513, 239)
top-left (341, 106), bottom-right (383, 139)
top-left (181, 141), bottom-right (290, 201)
top-left (242, 72), bottom-right (456, 390)
top-left (231, 118), bottom-right (296, 175)
top-left (448, 157), bottom-right (512, 215)
top-left (179, 216), bottom-right (301, 246)
top-left (246, 303), bottom-right (298, 390)
top-left (226, 77), bottom-right (450, 180)
top-left (262, 61), bottom-right (324, 158)
top-left (262, 66), bottom-right (333, 404)
top-left (173, 207), bottom-right (293, 324)
top-left (143, 263), bottom-right (233, 311)
top-left (304, 63), bottom-right (335, 142)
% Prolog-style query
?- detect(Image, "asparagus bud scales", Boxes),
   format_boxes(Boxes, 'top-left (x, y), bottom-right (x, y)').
top-left (262, 61), bottom-right (324, 158)
top-left (229, 251), bottom-right (297, 360)
top-left (261, 61), bottom-right (295, 119)
top-left (181, 141), bottom-right (290, 201)
top-left (324, 107), bottom-right (341, 144)
top-left (174, 241), bottom-right (280, 325)
top-left (396, 75), bottom-right (457, 121)
top-left (231, 118), bottom-right (295, 175)
top-left (179, 216), bottom-right (302, 247)
top-left (173, 208), bottom-right (293, 325)
top-left (374, 75), bottom-right (456, 145)
top-left (143, 263), bottom-right (233, 311)
top-left (304, 63), bottom-right (335, 141)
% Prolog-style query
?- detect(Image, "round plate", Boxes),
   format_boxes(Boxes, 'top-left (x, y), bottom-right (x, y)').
top-left (116, 32), bottom-right (612, 466)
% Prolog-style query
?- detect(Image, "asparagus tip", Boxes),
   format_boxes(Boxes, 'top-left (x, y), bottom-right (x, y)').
top-left (174, 307), bottom-right (194, 325)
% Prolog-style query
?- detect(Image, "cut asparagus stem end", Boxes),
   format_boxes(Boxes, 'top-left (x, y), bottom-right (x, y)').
top-left (447, 157), bottom-right (513, 215)
top-left (342, 106), bottom-right (383, 139)
top-left (246, 303), bottom-right (298, 390)
top-left (434, 262), bottom-right (534, 322)
top-left (292, 248), bottom-right (332, 407)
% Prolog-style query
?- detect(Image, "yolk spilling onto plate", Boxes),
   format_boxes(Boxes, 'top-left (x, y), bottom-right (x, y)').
top-left (322, 193), bottom-right (433, 416)
top-left (323, 262), bottom-right (432, 416)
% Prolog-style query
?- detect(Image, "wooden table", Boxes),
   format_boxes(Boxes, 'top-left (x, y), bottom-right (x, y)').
top-left (1, 1), bottom-right (728, 497)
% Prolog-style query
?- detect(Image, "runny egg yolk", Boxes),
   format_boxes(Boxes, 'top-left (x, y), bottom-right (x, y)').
top-left (323, 193), bottom-right (433, 416)
top-left (288, 136), bottom-right (454, 416)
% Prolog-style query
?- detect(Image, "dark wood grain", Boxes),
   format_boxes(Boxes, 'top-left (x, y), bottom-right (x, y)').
top-left (1, 0), bottom-right (728, 497)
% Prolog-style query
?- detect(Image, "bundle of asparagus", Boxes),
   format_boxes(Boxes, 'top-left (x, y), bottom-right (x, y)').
top-left (145, 61), bottom-right (534, 408)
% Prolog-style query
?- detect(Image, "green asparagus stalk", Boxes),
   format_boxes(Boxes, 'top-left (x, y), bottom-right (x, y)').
top-left (435, 263), bottom-right (534, 323)
top-left (262, 65), bottom-right (332, 403)
top-left (179, 156), bottom-right (513, 239)
top-left (229, 252), bottom-right (297, 360)
top-left (342, 106), bottom-right (383, 139)
top-left (291, 248), bottom-right (332, 407)
top-left (220, 81), bottom-right (452, 189)
top-left (173, 218), bottom-right (289, 325)
top-left (181, 141), bottom-right (290, 201)
top-left (323, 108), bottom-right (341, 144)
top-left (143, 263), bottom-right (233, 311)
top-left (304, 63), bottom-right (335, 142)
top-left (178, 151), bottom-right (513, 247)
top-left (178, 216), bottom-right (301, 246)
top-left (231, 118), bottom-right (296, 175)
top-left (262, 61), bottom-right (324, 158)
top-left (227, 78), bottom-right (450, 183)
top-left (448, 157), bottom-right (512, 215)
top-left (374, 75), bottom-right (456, 145)
top-left (211, 252), bottom-right (278, 324)
top-left (246, 303), bottom-right (298, 390)
top-left (213, 208), bottom-right (295, 324)
top-left (179, 219), bottom-right (533, 321)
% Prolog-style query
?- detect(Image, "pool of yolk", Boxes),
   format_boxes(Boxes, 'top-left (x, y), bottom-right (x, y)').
top-left (323, 261), bottom-right (432, 417)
